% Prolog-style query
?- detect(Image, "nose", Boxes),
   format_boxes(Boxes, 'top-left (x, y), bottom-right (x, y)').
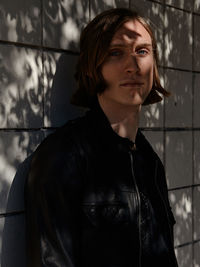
top-left (124, 54), bottom-right (140, 74)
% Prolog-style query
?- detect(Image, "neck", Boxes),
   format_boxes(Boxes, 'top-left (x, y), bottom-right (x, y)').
top-left (98, 95), bottom-right (141, 142)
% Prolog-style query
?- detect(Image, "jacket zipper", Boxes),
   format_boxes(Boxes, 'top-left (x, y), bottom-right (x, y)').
top-left (129, 151), bottom-right (142, 267)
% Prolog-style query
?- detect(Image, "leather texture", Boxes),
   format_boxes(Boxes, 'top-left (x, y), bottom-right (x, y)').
top-left (25, 99), bottom-right (178, 267)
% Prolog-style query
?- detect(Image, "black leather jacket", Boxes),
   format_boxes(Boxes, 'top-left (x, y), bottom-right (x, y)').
top-left (25, 100), bottom-right (178, 267)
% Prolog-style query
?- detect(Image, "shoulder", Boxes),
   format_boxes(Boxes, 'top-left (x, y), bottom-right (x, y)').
top-left (29, 115), bottom-right (89, 181)
top-left (35, 115), bottom-right (88, 154)
top-left (25, 117), bottom-right (87, 209)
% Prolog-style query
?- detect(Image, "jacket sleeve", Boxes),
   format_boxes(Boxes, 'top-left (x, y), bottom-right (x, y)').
top-left (25, 131), bottom-right (84, 267)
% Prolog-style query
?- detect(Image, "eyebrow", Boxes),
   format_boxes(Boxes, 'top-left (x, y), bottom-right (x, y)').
top-left (109, 43), bottom-right (153, 48)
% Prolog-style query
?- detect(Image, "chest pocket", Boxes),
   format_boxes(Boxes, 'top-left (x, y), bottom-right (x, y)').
top-left (82, 202), bottom-right (130, 228)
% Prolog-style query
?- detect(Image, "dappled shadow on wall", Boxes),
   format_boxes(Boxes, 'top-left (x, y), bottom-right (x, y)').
top-left (140, 99), bottom-right (164, 128)
top-left (164, 69), bottom-right (192, 128)
top-left (175, 244), bottom-right (192, 267)
top-left (163, 8), bottom-right (194, 267)
top-left (194, 15), bottom-right (200, 71)
top-left (0, 45), bottom-right (43, 128)
top-left (0, 1), bottom-right (196, 267)
top-left (165, 131), bottom-right (192, 189)
top-left (164, 6), bottom-right (192, 70)
top-left (169, 189), bottom-right (193, 267)
top-left (0, 131), bottom-right (44, 266)
top-left (0, 0), bottom-right (41, 45)
top-left (44, 0), bottom-right (130, 50)
top-left (193, 187), bottom-right (200, 243)
top-left (1, 157), bottom-right (33, 267)
top-left (0, 132), bottom-right (43, 214)
top-left (0, 0), bottom-right (129, 51)
top-left (166, 130), bottom-right (193, 262)
top-left (43, 0), bottom-right (89, 50)
top-left (169, 190), bottom-right (192, 246)
top-left (90, 0), bottom-right (129, 19)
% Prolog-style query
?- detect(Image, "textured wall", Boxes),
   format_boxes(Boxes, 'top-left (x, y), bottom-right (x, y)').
top-left (0, 0), bottom-right (199, 266)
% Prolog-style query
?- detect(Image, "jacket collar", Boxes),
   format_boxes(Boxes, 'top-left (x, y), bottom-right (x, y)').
top-left (86, 97), bottom-right (151, 153)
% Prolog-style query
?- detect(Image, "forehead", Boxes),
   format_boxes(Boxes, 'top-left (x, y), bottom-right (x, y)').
top-left (111, 19), bottom-right (152, 45)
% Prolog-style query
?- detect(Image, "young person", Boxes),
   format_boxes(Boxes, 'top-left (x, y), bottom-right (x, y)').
top-left (25, 8), bottom-right (178, 267)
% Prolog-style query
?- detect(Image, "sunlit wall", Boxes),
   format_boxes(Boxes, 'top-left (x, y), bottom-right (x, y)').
top-left (0, 0), bottom-right (199, 266)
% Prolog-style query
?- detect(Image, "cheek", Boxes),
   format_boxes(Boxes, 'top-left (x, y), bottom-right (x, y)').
top-left (101, 63), bottom-right (117, 84)
top-left (101, 64), bottom-right (110, 82)
top-left (142, 61), bottom-right (154, 83)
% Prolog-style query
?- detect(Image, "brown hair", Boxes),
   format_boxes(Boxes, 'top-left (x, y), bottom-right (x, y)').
top-left (71, 8), bottom-right (170, 108)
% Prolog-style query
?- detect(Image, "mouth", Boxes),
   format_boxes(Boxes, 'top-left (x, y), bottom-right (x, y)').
top-left (120, 81), bottom-right (144, 87)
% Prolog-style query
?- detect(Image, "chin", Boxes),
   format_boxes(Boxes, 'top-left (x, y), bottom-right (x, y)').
top-left (129, 97), bottom-right (144, 106)
top-left (122, 101), bottom-right (142, 108)
top-left (133, 93), bottom-right (149, 105)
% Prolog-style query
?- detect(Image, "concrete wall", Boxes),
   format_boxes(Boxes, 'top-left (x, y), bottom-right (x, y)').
top-left (0, 0), bottom-right (199, 266)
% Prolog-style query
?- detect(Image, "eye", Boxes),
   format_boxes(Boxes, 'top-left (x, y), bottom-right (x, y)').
top-left (136, 49), bottom-right (149, 56)
top-left (109, 50), bottom-right (123, 57)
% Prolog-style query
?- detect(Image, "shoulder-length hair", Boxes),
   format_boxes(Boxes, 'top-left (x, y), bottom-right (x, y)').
top-left (71, 8), bottom-right (170, 108)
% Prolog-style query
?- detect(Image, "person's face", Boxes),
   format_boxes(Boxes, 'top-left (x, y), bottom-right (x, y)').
top-left (100, 19), bottom-right (154, 108)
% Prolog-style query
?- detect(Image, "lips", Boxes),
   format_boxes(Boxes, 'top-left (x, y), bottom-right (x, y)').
top-left (120, 81), bottom-right (144, 87)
